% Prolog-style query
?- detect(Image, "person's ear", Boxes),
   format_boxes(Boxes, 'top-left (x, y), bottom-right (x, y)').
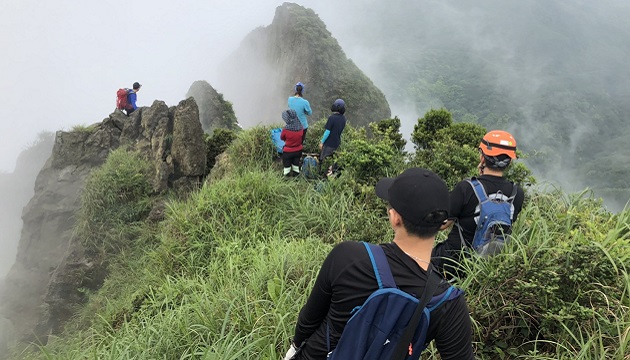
top-left (388, 208), bottom-right (402, 227)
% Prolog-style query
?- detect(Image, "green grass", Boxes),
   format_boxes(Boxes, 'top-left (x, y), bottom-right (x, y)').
top-left (70, 124), bottom-right (97, 134)
top-left (16, 126), bottom-right (630, 360)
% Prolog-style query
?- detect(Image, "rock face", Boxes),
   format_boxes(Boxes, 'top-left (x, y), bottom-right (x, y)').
top-left (217, 2), bottom-right (391, 127)
top-left (0, 99), bottom-right (205, 347)
top-left (0, 133), bottom-right (54, 279)
top-left (186, 80), bottom-right (240, 133)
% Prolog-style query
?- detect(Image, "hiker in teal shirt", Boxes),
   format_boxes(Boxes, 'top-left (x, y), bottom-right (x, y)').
top-left (288, 82), bottom-right (312, 143)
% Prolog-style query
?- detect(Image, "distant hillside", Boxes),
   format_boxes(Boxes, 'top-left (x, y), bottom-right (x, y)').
top-left (314, 0), bottom-right (630, 211)
top-left (217, 2), bottom-right (391, 128)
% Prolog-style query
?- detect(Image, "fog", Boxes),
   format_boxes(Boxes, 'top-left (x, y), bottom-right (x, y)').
top-left (2, 0), bottom-right (630, 279)
top-left (3, 0), bottom-right (629, 173)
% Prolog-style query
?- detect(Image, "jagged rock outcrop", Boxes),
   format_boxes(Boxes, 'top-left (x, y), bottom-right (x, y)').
top-left (186, 80), bottom-right (240, 133)
top-left (217, 2), bottom-right (391, 127)
top-left (0, 98), bottom-right (205, 347)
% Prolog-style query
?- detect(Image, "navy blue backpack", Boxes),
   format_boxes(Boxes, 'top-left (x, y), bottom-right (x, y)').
top-left (327, 242), bottom-right (462, 360)
top-left (301, 155), bottom-right (319, 179)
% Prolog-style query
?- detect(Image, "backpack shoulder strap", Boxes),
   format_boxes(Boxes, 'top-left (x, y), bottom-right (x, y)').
top-left (427, 285), bottom-right (462, 311)
top-left (392, 267), bottom-right (441, 360)
top-left (508, 182), bottom-right (518, 203)
top-left (466, 177), bottom-right (488, 203)
top-left (362, 242), bottom-right (396, 289)
top-left (454, 219), bottom-right (469, 250)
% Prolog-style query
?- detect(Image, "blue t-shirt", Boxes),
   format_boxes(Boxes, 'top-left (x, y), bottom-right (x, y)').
top-left (287, 96), bottom-right (312, 129)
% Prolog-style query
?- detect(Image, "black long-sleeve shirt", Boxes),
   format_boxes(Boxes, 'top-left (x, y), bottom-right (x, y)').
top-left (447, 175), bottom-right (525, 245)
top-left (293, 241), bottom-right (474, 360)
top-left (432, 175), bottom-right (525, 272)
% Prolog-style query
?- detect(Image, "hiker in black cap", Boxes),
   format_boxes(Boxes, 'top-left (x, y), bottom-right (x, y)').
top-left (284, 168), bottom-right (473, 360)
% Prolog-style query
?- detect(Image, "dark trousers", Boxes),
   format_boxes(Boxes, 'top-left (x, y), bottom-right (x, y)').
top-left (125, 107), bottom-right (136, 115)
top-left (282, 150), bottom-right (302, 168)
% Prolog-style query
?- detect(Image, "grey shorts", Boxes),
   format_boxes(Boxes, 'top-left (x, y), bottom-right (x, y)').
top-left (319, 145), bottom-right (337, 162)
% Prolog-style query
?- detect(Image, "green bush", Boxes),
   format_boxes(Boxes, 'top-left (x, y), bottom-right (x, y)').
top-left (412, 108), bottom-right (535, 187)
top-left (75, 148), bottom-right (153, 254)
top-left (368, 116), bottom-right (407, 153)
top-left (336, 138), bottom-right (399, 184)
top-left (411, 108), bottom-right (453, 150)
top-left (204, 128), bottom-right (237, 173)
top-left (225, 126), bottom-right (277, 173)
top-left (413, 138), bottom-right (479, 188)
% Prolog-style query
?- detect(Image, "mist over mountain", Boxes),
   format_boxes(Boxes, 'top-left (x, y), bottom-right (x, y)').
top-left (186, 81), bottom-right (241, 134)
top-left (0, 133), bottom-right (54, 278)
top-left (307, 0), bottom-right (630, 210)
top-left (216, 3), bottom-right (391, 128)
top-left (0, 2), bottom-right (628, 357)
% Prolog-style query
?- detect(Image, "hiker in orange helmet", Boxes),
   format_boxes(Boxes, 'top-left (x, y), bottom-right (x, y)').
top-left (431, 130), bottom-right (525, 279)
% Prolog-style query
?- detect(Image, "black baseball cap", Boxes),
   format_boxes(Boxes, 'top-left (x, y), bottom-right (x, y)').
top-left (133, 82), bottom-right (142, 89)
top-left (375, 168), bottom-right (450, 226)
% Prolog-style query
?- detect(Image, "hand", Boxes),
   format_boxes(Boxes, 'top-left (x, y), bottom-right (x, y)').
top-left (319, 143), bottom-right (323, 150)
top-left (283, 343), bottom-right (298, 360)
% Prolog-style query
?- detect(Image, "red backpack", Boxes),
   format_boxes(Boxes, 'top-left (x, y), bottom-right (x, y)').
top-left (116, 88), bottom-right (131, 110)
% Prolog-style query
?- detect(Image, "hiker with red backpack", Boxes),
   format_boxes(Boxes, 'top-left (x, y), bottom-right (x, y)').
top-left (432, 130), bottom-right (525, 279)
top-left (284, 168), bottom-right (473, 360)
top-left (116, 82), bottom-right (142, 115)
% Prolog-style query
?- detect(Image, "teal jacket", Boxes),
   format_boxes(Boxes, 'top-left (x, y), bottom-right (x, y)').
top-left (288, 96), bottom-right (312, 129)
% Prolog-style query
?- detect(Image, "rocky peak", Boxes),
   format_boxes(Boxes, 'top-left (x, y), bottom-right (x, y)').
top-left (217, 2), bottom-right (391, 127)
top-left (0, 98), bottom-right (205, 346)
top-left (186, 80), bottom-right (240, 133)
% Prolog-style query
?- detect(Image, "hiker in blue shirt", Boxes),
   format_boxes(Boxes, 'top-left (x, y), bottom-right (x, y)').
top-left (126, 82), bottom-right (142, 115)
top-left (287, 82), bottom-right (312, 144)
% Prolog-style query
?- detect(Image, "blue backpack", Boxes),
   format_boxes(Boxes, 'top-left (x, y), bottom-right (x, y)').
top-left (328, 242), bottom-right (462, 360)
top-left (301, 155), bottom-right (319, 179)
top-left (467, 178), bottom-right (518, 256)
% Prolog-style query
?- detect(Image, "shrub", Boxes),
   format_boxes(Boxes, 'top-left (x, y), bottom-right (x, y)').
top-left (204, 128), bottom-right (237, 173)
top-left (411, 108), bottom-right (453, 150)
top-left (336, 139), bottom-right (399, 184)
top-left (76, 148), bottom-right (153, 254)
top-left (225, 126), bottom-right (277, 173)
top-left (368, 116), bottom-right (407, 153)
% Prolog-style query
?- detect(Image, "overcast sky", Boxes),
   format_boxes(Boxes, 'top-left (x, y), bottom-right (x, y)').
top-left (0, 0), bottom-right (344, 172)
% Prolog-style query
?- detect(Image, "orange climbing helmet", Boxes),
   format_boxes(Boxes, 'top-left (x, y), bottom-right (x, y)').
top-left (479, 130), bottom-right (517, 159)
